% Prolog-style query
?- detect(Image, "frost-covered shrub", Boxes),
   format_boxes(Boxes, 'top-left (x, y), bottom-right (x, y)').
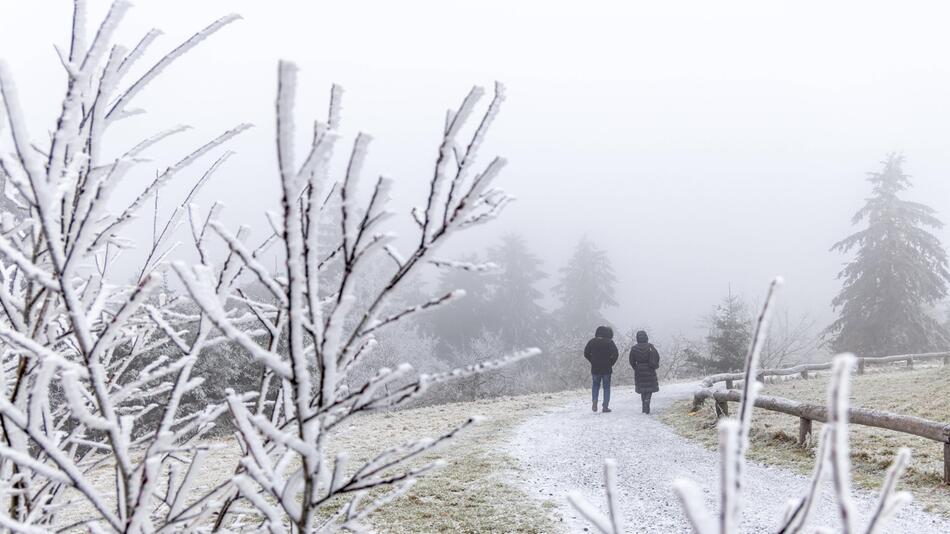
top-left (0, 2), bottom-right (251, 531)
top-left (345, 325), bottom-right (444, 394)
top-left (174, 62), bottom-right (538, 531)
top-left (171, 65), bottom-right (534, 531)
top-left (425, 329), bottom-right (612, 403)
top-left (542, 329), bottom-right (603, 389)
top-left (426, 331), bottom-right (513, 402)
top-left (0, 2), bottom-right (535, 532)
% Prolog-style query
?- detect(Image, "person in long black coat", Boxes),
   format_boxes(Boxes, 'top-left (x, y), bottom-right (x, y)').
top-left (629, 330), bottom-right (660, 414)
top-left (584, 326), bottom-right (618, 413)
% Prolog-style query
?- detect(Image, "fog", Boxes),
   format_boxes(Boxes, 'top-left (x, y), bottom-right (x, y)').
top-left (5, 0), bottom-right (950, 341)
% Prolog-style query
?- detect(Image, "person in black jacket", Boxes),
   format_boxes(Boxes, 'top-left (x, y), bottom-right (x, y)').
top-left (629, 330), bottom-right (660, 414)
top-left (584, 326), bottom-right (618, 413)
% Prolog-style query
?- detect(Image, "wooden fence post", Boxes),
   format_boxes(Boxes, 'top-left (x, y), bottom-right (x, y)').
top-left (907, 357), bottom-right (914, 370)
top-left (858, 358), bottom-right (865, 375)
top-left (944, 442), bottom-right (949, 485)
top-left (715, 399), bottom-right (729, 418)
top-left (725, 379), bottom-right (733, 390)
top-left (944, 354), bottom-right (949, 366)
top-left (800, 370), bottom-right (808, 380)
top-left (799, 417), bottom-right (813, 446)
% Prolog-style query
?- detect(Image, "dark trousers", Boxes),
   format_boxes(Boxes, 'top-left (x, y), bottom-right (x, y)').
top-left (592, 373), bottom-right (612, 406)
top-left (641, 392), bottom-right (653, 413)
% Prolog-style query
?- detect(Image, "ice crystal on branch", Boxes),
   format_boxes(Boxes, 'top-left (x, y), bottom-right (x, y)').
top-left (183, 59), bottom-right (536, 532)
top-left (0, 2), bottom-right (533, 532)
top-left (0, 1), bottom-right (248, 531)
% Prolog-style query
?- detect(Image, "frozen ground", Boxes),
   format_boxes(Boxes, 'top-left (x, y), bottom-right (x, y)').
top-left (54, 393), bottom-right (570, 532)
top-left (508, 382), bottom-right (950, 533)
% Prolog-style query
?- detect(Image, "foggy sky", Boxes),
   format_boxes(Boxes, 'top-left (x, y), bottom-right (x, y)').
top-left (4, 0), bottom-right (950, 343)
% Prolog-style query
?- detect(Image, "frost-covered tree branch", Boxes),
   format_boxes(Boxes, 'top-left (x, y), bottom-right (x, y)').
top-left (2, 2), bottom-right (533, 531)
top-left (0, 1), bottom-right (248, 531)
top-left (171, 61), bottom-right (536, 532)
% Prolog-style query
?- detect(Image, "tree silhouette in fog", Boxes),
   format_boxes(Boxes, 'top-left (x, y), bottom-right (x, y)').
top-left (554, 236), bottom-right (617, 333)
top-left (827, 154), bottom-right (950, 356)
top-left (485, 233), bottom-right (549, 348)
top-left (427, 254), bottom-right (494, 351)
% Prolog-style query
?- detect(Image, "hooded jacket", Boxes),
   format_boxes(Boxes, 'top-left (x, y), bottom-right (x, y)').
top-left (584, 326), bottom-right (619, 375)
top-left (629, 336), bottom-right (660, 394)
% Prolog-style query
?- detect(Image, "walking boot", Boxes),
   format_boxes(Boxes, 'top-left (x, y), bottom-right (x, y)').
top-left (644, 399), bottom-right (651, 414)
top-left (602, 404), bottom-right (611, 413)
top-left (592, 400), bottom-right (597, 412)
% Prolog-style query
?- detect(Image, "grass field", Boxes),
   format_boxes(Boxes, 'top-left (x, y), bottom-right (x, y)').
top-left (331, 392), bottom-right (574, 533)
top-left (661, 365), bottom-right (950, 516)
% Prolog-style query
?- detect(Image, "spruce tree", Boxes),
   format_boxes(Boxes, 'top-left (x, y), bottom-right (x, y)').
top-left (553, 236), bottom-right (617, 332)
top-left (701, 293), bottom-right (752, 373)
top-left (485, 233), bottom-right (549, 348)
top-left (827, 154), bottom-right (950, 356)
top-left (425, 254), bottom-right (493, 351)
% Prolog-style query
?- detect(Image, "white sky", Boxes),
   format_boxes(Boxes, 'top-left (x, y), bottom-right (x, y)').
top-left (4, 0), bottom-right (950, 340)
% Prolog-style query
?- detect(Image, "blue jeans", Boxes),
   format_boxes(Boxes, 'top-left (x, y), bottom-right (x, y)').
top-left (592, 373), bottom-right (611, 406)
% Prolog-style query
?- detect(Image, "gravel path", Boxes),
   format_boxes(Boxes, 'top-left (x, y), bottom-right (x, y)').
top-left (507, 382), bottom-right (950, 533)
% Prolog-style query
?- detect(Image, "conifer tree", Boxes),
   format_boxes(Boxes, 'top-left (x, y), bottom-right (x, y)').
top-left (827, 154), bottom-right (950, 356)
top-left (485, 233), bottom-right (549, 347)
top-left (425, 254), bottom-right (493, 351)
top-left (702, 293), bottom-right (752, 373)
top-left (553, 236), bottom-right (617, 332)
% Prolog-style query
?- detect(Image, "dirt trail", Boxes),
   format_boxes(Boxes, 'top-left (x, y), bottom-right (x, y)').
top-left (507, 382), bottom-right (950, 533)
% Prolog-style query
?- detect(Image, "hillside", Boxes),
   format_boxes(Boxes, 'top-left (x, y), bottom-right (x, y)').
top-left (662, 365), bottom-right (950, 516)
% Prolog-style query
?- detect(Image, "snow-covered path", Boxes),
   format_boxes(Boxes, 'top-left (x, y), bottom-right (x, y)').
top-left (508, 383), bottom-right (950, 533)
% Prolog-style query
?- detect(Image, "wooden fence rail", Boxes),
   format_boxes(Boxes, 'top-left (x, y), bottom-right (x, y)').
top-left (701, 351), bottom-right (950, 389)
top-left (692, 386), bottom-right (950, 484)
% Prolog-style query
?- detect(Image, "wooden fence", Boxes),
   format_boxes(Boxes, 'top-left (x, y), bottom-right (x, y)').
top-left (692, 351), bottom-right (950, 484)
top-left (700, 351), bottom-right (950, 389)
